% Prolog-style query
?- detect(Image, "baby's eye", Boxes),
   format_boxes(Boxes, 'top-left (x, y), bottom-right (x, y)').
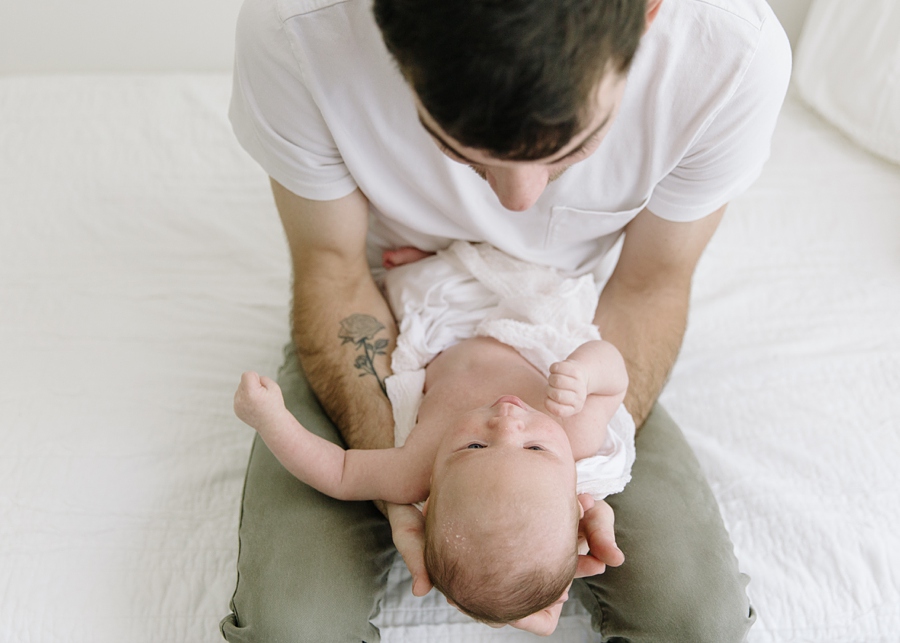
top-left (526, 445), bottom-right (545, 451)
top-left (466, 443), bottom-right (485, 449)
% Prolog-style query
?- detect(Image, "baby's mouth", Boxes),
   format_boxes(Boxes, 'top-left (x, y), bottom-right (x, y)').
top-left (491, 395), bottom-right (527, 410)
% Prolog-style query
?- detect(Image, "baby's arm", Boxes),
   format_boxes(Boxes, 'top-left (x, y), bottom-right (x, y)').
top-left (545, 340), bottom-right (628, 457)
top-left (234, 372), bottom-right (430, 504)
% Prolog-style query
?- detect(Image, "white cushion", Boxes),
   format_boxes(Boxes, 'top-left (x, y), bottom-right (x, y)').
top-left (793, 0), bottom-right (900, 165)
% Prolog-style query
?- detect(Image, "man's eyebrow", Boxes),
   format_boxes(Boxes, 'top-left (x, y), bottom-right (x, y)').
top-left (418, 117), bottom-right (481, 164)
top-left (418, 112), bottom-right (612, 166)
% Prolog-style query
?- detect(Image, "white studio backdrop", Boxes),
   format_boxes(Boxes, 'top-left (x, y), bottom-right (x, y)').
top-left (0, 0), bottom-right (810, 75)
top-left (0, 0), bottom-right (244, 74)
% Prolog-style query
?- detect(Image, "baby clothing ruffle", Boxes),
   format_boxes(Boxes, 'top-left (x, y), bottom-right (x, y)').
top-left (383, 241), bottom-right (635, 500)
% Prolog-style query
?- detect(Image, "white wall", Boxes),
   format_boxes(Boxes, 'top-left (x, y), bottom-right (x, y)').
top-left (0, 0), bottom-right (811, 75)
top-left (0, 0), bottom-right (243, 74)
top-left (766, 0), bottom-right (815, 50)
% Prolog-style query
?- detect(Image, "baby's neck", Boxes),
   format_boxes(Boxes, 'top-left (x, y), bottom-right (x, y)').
top-left (419, 337), bottom-right (547, 421)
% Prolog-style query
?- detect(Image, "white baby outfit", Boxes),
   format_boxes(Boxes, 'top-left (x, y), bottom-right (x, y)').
top-left (383, 241), bottom-right (635, 500)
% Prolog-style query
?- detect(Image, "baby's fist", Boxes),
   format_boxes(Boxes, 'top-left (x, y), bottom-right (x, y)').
top-left (546, 360), bottom-right (589, 417)
top-left (234, 371), bottom-right (286, 430)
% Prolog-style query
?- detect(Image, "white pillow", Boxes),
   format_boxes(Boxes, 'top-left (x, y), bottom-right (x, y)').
top-left (793, 0), bottom-right (900, 165)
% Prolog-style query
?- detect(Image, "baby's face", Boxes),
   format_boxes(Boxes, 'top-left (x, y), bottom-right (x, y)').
top-left (433, 395), bottom-right (576, 482)
top-left (430, 395), bottom-right (578, 533)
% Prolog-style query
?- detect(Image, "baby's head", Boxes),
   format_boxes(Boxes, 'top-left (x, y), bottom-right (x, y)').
top-left (423, 395), bottom-right (581, 624)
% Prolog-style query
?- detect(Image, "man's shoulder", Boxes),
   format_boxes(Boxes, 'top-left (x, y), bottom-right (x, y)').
top-left (660, 0), bottom-right (779, 47)
top-left (680, 0), bottom-right (771, 32)
top-left (638, 0), bottom-right (789, 94)
top-left (274, 0), bottom-right (359, 21)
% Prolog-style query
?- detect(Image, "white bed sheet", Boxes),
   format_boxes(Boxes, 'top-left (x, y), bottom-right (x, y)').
top-left (1, 75), bottom-right (898, 643)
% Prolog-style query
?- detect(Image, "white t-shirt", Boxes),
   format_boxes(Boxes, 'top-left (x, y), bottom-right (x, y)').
top-left (230, 0), bottom-right (791, 275)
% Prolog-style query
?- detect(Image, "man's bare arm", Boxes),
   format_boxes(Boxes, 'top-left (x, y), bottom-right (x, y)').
top-left (271, 179), bottom-right (395, 452)
top-left (595, 205), bottom-right (725, 429)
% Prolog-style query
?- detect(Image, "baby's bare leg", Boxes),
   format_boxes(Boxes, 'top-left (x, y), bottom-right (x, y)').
top-left (382, 246), bottom-right (434, 270)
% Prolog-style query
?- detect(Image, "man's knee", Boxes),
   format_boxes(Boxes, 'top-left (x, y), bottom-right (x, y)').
top-left (221, 591), bottom-right (384, 643)
top-left (635, 569), bottom-right (754, 643)
top-left (576, 566), bottom-right (753, 643)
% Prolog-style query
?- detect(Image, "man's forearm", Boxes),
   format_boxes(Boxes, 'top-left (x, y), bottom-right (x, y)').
top-left (292, 267), bottom-right (397, 451)
top-left (593, 205), bottom-right (724, 429)
top-left (594, 279), bottom-right (689, 430)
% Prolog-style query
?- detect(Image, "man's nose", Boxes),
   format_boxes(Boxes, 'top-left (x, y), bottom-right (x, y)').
top-left (486, 165), bottom-right (549, 212)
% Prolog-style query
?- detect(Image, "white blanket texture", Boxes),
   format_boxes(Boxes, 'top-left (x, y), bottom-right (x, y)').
top-left (1, 75), bottom-right (899, 643)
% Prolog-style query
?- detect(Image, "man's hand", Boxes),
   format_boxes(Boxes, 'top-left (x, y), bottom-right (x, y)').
top-left (575, 494), bottom-right (624, 577)
top-left (507, 585), bottom-right (570, 636)
top-left (546, 359), bottom-right (590, 417)
top-left (233, 371), bottom-right (288, 431)
top-left (386, 503), bottom-right (433, 597)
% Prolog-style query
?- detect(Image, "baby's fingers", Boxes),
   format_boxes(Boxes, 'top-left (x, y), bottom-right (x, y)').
top-left (549, 359), bottom-right (582, 378)
top-left (545, 395), bottom-right (577, 418)
top-left (547, 371), bottom-right (580, 393)
top-left (240, 371), bottom-right (262, 389)
top-left (258, 375), bottom-right (278, 391)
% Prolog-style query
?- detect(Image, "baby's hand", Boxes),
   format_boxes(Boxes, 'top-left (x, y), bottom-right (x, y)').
top-left (234, 371), bottom-right (287, 432)
top-left (546, 359), bottom-right (589, 417)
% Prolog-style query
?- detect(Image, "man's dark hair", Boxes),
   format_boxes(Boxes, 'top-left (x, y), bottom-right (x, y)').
top-left (373, 0), bottom-right (647, 160)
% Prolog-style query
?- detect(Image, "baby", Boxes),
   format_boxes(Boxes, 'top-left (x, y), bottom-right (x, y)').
top-left (235, 242), bottom-right (633, 632)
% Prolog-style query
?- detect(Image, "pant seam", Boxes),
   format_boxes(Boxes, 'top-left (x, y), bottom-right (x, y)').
top-left (223, 433), bottom-right (260, 633)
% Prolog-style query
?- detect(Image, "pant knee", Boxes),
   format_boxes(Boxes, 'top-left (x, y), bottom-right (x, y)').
top-left (655, 572), bottom-right (754, 643)
top-left (221, 594), bottom-right (383, 643)
top-left (579, 569), bottom-right (754, 643)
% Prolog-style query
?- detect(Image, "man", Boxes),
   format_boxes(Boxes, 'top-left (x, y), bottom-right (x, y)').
top-left (220, 0), bottom-right (791, 641)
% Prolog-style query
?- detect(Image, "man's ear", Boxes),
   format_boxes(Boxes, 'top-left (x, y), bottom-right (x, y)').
top-left (645, 0), bottom-right (664, 31)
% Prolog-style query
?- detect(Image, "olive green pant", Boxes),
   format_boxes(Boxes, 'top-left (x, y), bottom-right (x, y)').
top-left (220, 344), bottom-right (754, 642)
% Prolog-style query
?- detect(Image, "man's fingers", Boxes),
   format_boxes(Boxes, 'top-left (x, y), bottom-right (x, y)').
top-left (576, 497), bottom-right (625, 576)
top-left (575, 554), bottom-right (606, 578)
top-left (584, 500), bottom-right (625, 567)
top-left (388, 505), bottom-right (433, 596)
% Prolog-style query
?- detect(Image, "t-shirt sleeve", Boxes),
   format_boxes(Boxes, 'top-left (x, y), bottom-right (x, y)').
top-left (647, 12), bottom-right (792, 222)
top-left (228, 0), bottom-right (358, 201)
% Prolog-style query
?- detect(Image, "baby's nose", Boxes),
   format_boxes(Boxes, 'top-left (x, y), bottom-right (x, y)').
top-left (488, 414), bottom-right (525, 433)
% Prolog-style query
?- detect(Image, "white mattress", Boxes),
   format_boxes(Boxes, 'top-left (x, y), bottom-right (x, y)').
top-left (1, 75), bottom-right (898, 643)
